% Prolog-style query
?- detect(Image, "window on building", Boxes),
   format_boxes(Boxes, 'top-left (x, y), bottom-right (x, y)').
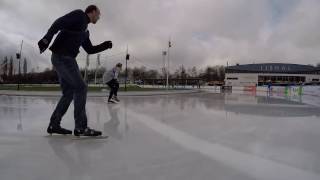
top-left (227, 77), bottom-right (238, 80)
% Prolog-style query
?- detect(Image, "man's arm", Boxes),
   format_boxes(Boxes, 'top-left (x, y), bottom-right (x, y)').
top-left (38, 10), bottom-right (82, 53)
top-left (82, 36), bottom-right (112, 54)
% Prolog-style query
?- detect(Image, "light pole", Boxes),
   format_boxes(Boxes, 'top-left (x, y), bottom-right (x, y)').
top-left (162, 51), bottom-right (167, 88)
top-left (125, 46), bottom-right (130, 91)
top-left (94, 54), bottom-right (100, 84)
top-left (167, 38), bottom-right (172, 90)
top-left (16, 40), bottom-right (23, 91)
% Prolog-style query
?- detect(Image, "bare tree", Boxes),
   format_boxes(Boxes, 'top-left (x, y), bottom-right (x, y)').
top-left (9, 56), bottom-right (13, 77)
top-left (23, 57), bottom-right (27, 76)
top-left (2, 56), bottom-right (8, 77)
top-left (191, 66), bottom-right (197, 77)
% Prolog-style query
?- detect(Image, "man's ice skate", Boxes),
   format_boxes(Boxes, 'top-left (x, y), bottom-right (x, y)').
top-left (73, 127), bottom-right (107, 140)
top-left (112, 96), bottom-right (120, 102)
top-left (108, 99), bottom-right (117, 104)
top-left (74, 127), bottom-right (102, 136)
top-left (47, 125), bottom-right (72, 135)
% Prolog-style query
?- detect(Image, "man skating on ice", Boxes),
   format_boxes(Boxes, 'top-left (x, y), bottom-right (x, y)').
top-left (103, 63), bottom-right (122, 103)
top-left (38, 5), bottom-right (112, 136)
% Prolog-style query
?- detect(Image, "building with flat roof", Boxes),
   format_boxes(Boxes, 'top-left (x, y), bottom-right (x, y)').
top-left (225, 63), bottom-right (320, 86)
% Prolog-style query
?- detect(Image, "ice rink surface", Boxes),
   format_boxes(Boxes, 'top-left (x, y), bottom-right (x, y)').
top-left (0, 91), bottom-right (320, 180)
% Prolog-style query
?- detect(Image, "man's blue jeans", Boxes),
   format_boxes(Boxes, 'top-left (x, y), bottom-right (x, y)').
top-left (50, 53), bottom-right (87, 129)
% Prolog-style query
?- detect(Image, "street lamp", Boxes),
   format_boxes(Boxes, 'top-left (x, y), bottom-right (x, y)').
top-left (162, 51), bottom-right (167, 88)
top-left (16, 40), bottom-right (23, 90)
top-left (125, 53), bottom-right (130, 91)
top-left (167, 38), bottom-right (172, 90)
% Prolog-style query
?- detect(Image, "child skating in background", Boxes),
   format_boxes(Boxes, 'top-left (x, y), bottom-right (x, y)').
top-left (103, 63), bottom-right (122, 103)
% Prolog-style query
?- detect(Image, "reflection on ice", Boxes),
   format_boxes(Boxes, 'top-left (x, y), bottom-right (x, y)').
top-left (0, 92), bottom-right (320, 180)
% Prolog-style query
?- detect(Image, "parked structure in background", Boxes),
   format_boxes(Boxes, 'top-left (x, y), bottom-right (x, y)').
top-left (142, 78), bottom-right (202, 89)
top-left (225, 63), bottom-right (320, 86)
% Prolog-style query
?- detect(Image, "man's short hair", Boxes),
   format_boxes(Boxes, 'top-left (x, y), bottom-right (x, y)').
top-left (85, 5), bottom-right (98, 14)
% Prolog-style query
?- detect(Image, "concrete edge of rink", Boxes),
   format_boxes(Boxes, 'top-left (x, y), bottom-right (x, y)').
top-left (0, 89), bottom-right (202, 97)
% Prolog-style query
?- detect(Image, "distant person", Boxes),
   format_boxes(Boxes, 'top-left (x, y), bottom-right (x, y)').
top-left (38, 5), bottom-right (113, 136)
top-left (103, 63), bottom-right (122, 103)
top-left (267, 80), bottom-right (272, 92)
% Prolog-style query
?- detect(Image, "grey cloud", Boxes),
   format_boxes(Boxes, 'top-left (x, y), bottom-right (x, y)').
top-left (1, 0), bottom-right (320, 73)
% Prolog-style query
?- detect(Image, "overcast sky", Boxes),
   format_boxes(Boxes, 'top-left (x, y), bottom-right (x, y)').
top-left (1, 0), bottom-right (320, 72)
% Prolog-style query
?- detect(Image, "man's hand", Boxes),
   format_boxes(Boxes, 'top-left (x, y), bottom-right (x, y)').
top-left (102, 41), bottom-right (113, 49)
top-left (38, 38), bottom-right (49, 54)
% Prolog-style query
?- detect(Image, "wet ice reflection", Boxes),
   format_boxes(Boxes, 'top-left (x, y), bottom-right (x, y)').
top-left (0, 92), bottom-right (320, 180)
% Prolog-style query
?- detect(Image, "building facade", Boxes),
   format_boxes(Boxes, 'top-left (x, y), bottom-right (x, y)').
top-left (225, 63), bottom-right (320, 86)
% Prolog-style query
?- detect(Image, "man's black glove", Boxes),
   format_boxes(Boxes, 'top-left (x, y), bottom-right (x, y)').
top-left (102, 41), bottom-right (113, 49)
top-left (38, 38), bottom-right (49, 54)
